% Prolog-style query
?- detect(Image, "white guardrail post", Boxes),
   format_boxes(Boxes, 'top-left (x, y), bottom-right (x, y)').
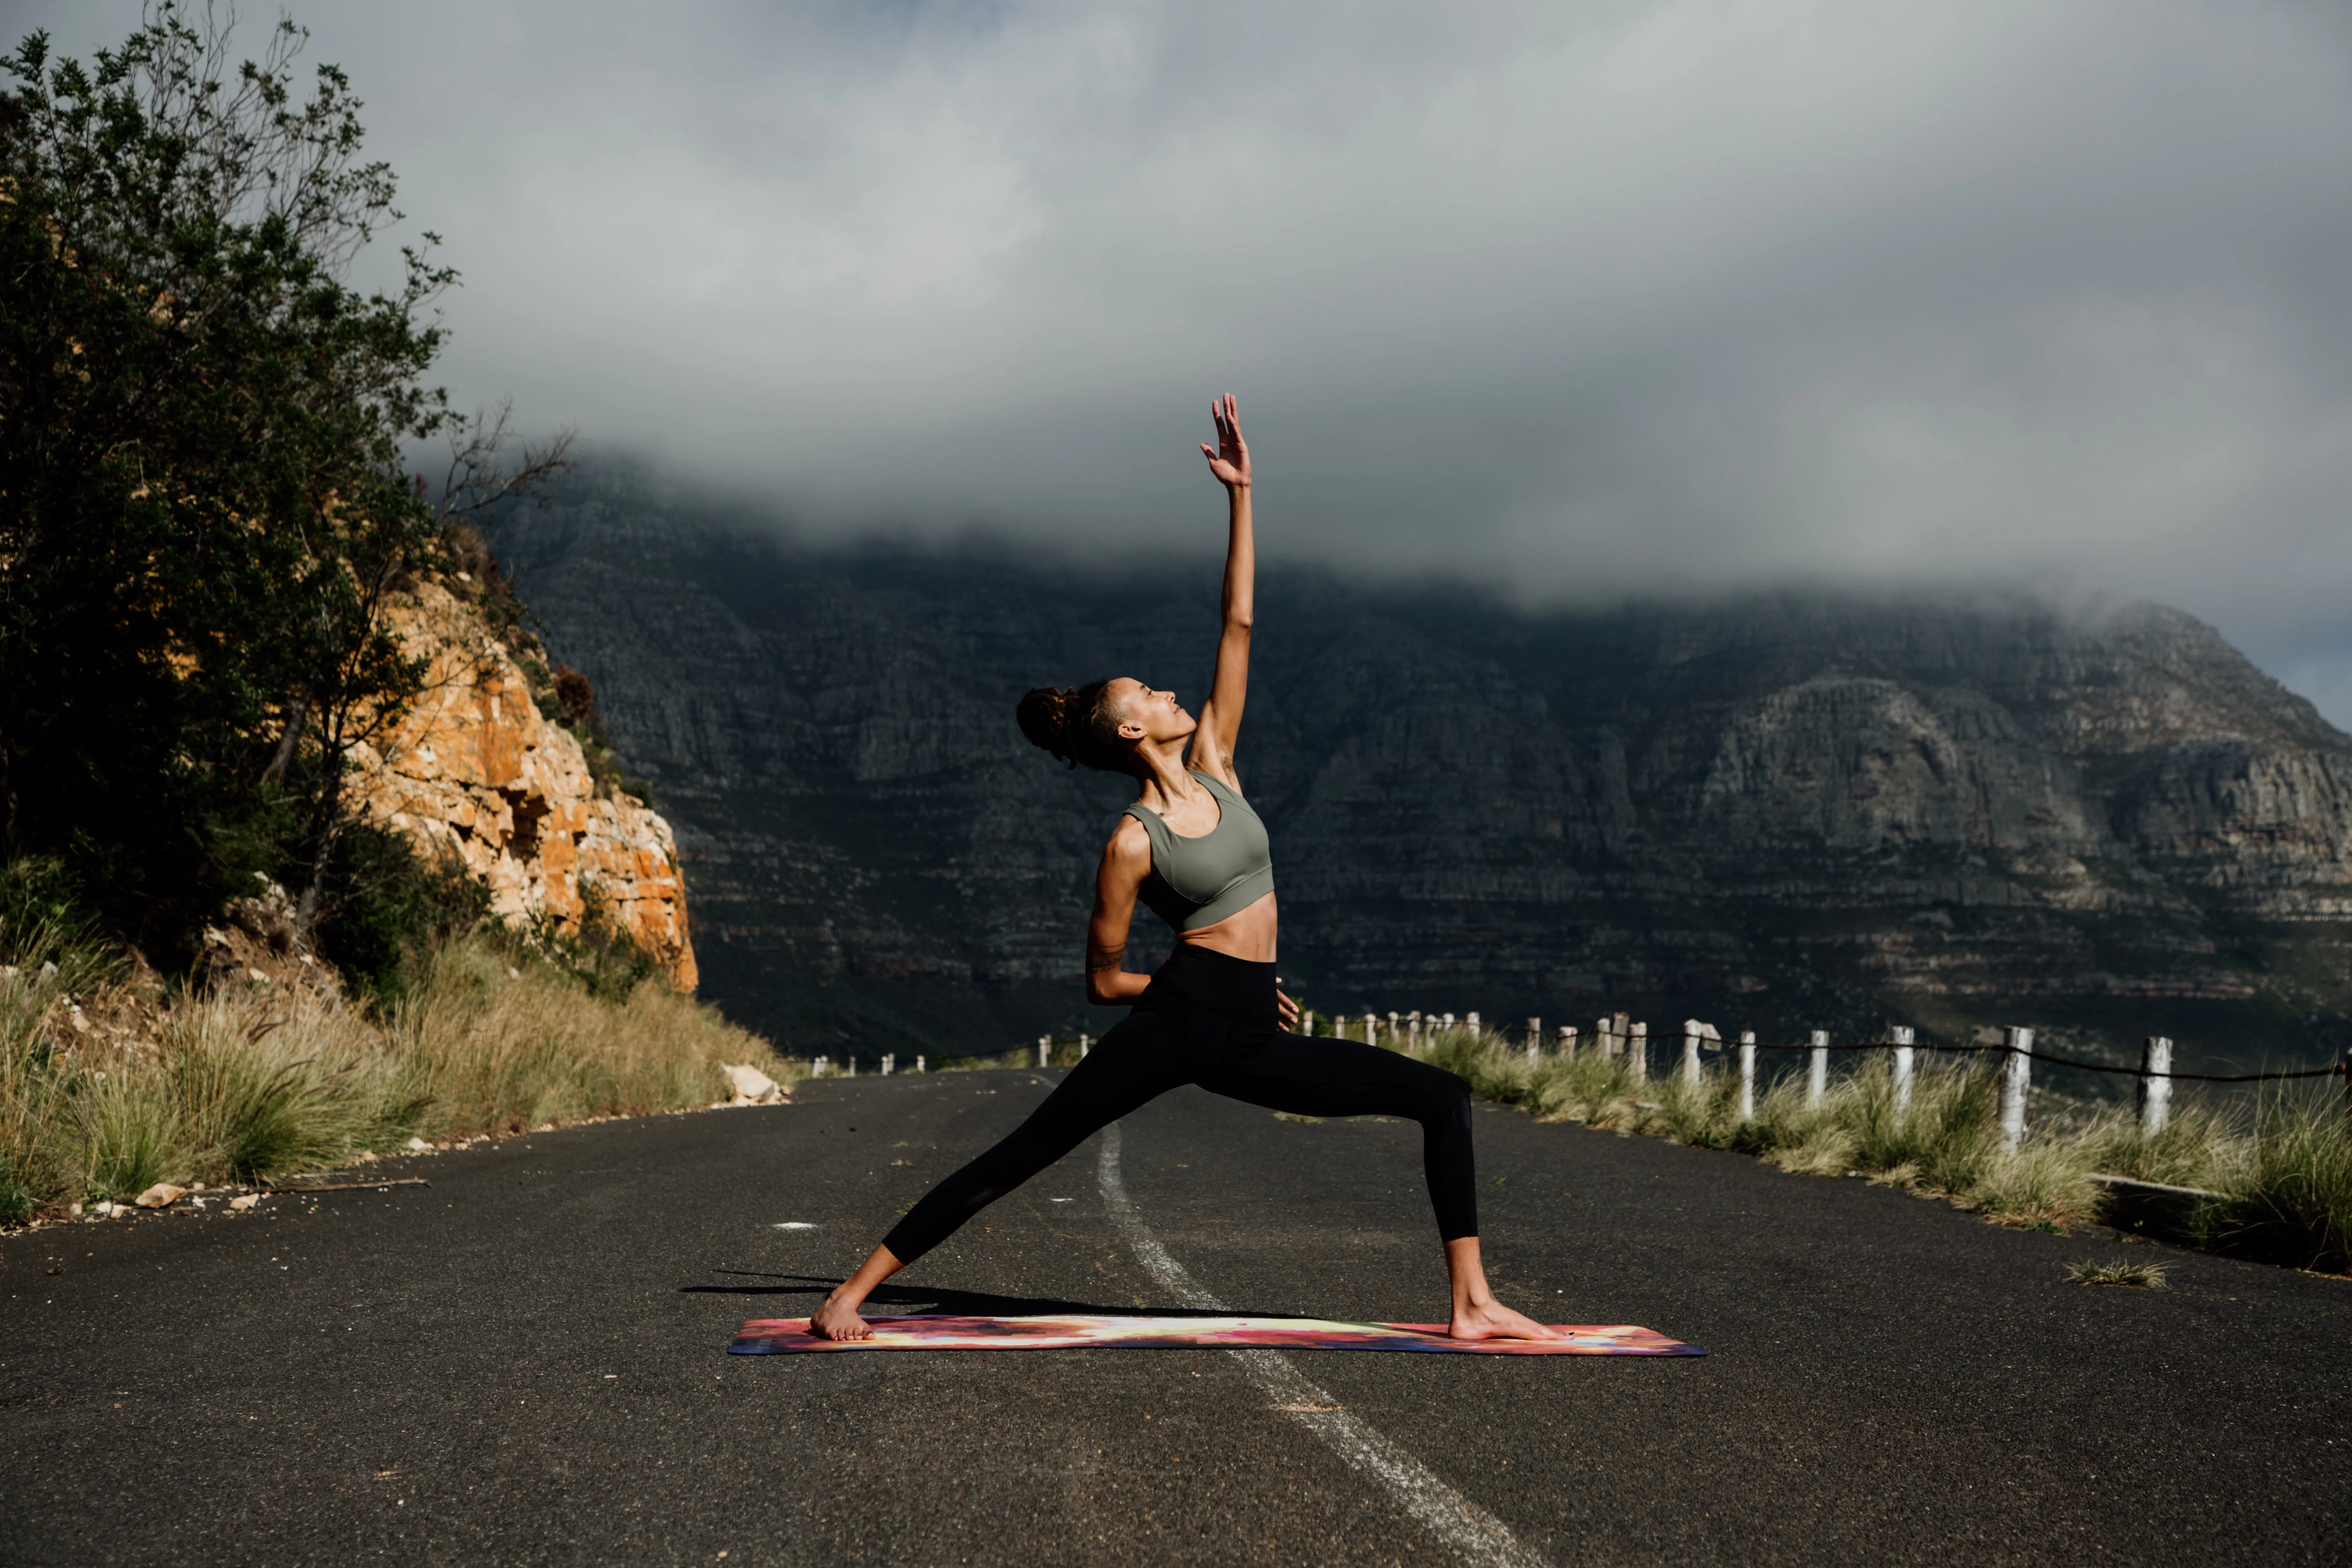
top-left (2138, 1036), bottom-right (2172, 1137)
top-left (1891, 1026), bottom-right (1914, 1125)
top-left (1627, 1021), bottom-right (1648, 1086)
top-left (1737, 1031), bottom-right (1757, 1123)
top-left (1526, 1017), bottom-right (1542, 1064)
top-left (1806, 1031), bottom-right (1829, 1109)
top-left (1999, 1026), bottom-right (2034, 1152)
top-left (1558, 1023), bottom-right (1577, 1059)
top-left (1681, 1020), bottom-right (1704, 1087)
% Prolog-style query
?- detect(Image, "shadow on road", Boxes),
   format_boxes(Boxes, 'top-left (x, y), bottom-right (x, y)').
top-left (683, 1271), bottom-right (1305, 1321)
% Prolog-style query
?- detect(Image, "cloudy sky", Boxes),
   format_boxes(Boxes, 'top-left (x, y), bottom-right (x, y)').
top-left (25, 1), bottom-right (2352, 717)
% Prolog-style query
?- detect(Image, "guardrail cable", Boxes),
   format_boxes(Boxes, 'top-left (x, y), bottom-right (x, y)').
top-left (1734, 1038), bottom-right (2345, 1082)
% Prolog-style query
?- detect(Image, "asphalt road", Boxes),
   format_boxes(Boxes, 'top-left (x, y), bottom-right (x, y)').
top-left (4, 1068), bottom-right (2347, 1566)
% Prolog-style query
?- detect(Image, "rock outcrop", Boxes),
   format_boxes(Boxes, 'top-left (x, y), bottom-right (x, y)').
top-left (350, 580), bottom-right (697, 989)
top-left (481, 465), bottom-right (2352, 1062)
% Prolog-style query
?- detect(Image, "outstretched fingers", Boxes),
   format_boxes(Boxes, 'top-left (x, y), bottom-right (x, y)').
top-left (1200, 393), bottom-right (1250, 483)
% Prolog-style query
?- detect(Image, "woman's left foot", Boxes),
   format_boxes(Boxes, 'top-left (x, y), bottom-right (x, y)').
top-left (1448, 1299), bottom-right (1564, 1341)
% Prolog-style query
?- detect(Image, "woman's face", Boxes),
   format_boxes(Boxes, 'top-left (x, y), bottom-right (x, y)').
top-left (1107, 677), bottom-right (1196, 747)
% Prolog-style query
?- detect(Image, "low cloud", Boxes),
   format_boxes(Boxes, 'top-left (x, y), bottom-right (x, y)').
top-left (25, 1), bottom-right (2352, 712)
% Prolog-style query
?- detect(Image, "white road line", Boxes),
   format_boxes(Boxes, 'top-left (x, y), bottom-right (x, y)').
top-left (1096, 1125), bottom-right (1550, 1568)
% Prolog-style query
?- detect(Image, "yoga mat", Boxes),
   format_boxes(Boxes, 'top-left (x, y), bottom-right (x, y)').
top-left (728, 1314), bottom-right (1704, 1356)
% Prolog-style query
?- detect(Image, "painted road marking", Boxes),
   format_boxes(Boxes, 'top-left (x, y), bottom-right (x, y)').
top-left (1096, 1125), bottom-right (1549, 1568)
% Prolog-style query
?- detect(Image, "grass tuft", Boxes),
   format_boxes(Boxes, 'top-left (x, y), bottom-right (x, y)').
top-left (2068, 1258), bottom-right (2168, 1288)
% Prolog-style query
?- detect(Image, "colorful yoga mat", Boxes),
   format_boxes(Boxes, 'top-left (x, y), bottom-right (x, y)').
top-left (728, 1314), bottom-right (1704, 1356)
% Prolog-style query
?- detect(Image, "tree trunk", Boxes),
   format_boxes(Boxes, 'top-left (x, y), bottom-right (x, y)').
top-left (260, 696), bottom-right (310, 785)
top-left (294, 734), bottom-right (345, 940)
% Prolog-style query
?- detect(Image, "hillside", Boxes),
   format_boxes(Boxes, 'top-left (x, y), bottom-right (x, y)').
top-left (488, 464), bottom-right (2352, 1071)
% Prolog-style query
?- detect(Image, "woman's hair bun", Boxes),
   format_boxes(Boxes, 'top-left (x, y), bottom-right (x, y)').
top-left (1018, 679), bottom-right (1125, 772)
top-left (1017, 686), bottom-right (1079, 764)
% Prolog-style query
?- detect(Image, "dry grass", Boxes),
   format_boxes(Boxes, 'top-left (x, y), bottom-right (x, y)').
top-left (2068, 1258), bottom-right (2168, 1288)
top-left (1, 931), bottom-right (789, 1220)
top-left (1400, 1025), bottom-right (2352, 1271)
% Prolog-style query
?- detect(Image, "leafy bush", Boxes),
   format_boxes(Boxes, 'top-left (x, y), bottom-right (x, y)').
top-left (312, 825), bottom-right (493, 1009)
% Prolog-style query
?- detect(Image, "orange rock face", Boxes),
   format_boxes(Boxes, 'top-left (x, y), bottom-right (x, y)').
top-left (349, 583), bottom-right (698, 989)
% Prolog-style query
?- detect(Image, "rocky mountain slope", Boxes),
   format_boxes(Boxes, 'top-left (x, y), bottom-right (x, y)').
top-left (486, 465), bottom-right (2352, 1069)
top-left (352, 577), bottom-right (697, 989)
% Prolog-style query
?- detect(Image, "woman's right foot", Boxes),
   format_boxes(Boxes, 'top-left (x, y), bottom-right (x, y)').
top-left (1448, 1298), bottom-right (1564, 1341)
top-left (807, 1293), bottom-right (874, 1341)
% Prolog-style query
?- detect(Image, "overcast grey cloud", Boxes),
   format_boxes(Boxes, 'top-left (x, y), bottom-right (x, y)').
top-left (21, 1), bottom-right (2352, 713)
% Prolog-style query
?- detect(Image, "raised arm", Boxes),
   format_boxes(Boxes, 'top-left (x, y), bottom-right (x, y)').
top-left (1085, 818), bottom-right (1155, 1005)
top-left (1189, 394), bottom-right (1252, 785)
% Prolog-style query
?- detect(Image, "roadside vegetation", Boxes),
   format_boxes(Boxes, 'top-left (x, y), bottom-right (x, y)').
top-left (0, 860), bottom-right (788, 1224)
top-left (0, 8), bottom-right (789, 1233)
top-left (1409, 1026), bottom-right (2352, 1276)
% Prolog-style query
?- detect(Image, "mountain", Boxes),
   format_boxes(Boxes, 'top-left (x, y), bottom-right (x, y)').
top-left (485, 464), bottom-right (2352, 1074)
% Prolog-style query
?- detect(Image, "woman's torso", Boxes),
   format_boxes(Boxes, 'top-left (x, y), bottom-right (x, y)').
top-left (1124, 771), bottom-right (1278, 961)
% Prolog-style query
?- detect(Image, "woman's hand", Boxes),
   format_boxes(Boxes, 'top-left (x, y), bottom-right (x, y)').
top-left (1200, 393), bottom-right (1250, 490)
top-left (1276, 980), bottom-right (1300, 1032)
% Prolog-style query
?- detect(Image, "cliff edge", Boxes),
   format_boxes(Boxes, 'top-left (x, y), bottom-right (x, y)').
top-left (349, 580), bottom-right (698, 990)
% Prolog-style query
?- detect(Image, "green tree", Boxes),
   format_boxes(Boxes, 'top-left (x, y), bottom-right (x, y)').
top-left (0, 4), bottom-right (473, 952)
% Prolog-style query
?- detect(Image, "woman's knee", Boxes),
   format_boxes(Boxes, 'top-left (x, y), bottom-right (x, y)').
top-left (1414, 1065), bottom-right (1473, 1129)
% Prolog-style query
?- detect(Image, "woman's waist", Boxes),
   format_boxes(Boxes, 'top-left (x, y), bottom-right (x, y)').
top-left (1172, 891), bottom-right (1276, 959)
top-left (1144, 937), bottom-right (1280, 1018)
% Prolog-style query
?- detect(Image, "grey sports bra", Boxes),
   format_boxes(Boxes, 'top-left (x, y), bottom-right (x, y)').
top-left (1123, 771), bottom-right (1277, 931)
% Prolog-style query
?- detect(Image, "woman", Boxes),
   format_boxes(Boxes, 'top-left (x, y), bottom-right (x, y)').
top-left (808, 395), bottom-right (1557, 1342)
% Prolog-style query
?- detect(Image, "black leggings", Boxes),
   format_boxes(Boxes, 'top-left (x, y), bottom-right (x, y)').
top-left (881, 946), bottom-right (1478, 1265)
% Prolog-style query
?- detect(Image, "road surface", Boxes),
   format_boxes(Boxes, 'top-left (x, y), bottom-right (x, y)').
top-left (4, 1069), bottom-right (2347, 1564)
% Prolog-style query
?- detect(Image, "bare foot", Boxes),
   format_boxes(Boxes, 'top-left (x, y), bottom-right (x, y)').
top-left (806, 1292), bottom-right (875, 1341)
top-left (1448, 1298), bottom-right (1564, 1341)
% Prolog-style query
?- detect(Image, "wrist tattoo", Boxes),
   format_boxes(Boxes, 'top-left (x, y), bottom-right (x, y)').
top-left (1087, 944), bottom-right (1125, 973)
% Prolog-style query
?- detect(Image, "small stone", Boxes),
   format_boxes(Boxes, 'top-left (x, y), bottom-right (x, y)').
top-left (505, 966), bottom-right (521, 980)
top-left (405, 1136), bottom-right (432, 1152)
top-left (247, 968), bottom-right (268, 984)
top-left (134, 1183), bottom-right (186, 1209)
top-left (67, 1202), bottom-right (82, 1217)
top-left (229, 1194), bottom-right (261, 1212)
top-left (721, 1063), bottom-right (782, 1105)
